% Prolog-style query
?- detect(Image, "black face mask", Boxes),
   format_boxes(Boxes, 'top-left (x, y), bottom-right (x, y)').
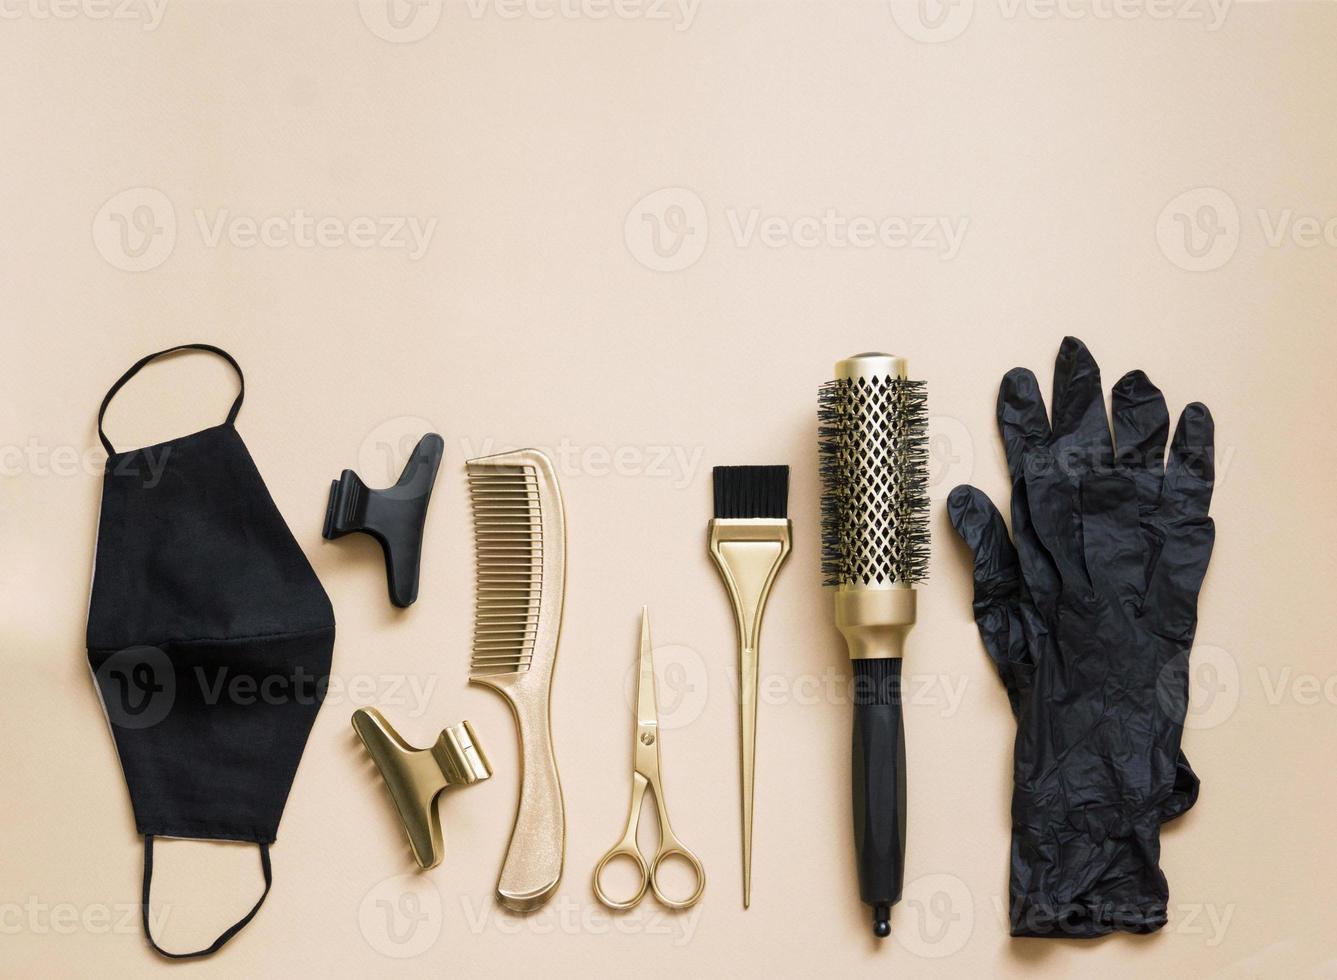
top-left (86, 344), bottom-right (335, 959)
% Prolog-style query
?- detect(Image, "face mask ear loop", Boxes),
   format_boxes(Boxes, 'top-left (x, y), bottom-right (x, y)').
top-left (97, 343), bottom-right (246, 456)
top-left (140, 835), bottom-right (273, 959)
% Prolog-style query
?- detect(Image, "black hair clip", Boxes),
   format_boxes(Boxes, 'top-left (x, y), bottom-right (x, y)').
top-left (323, 432), bottom-right (444, 608)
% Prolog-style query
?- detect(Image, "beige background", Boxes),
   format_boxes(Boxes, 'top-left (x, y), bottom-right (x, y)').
top-left (3, 0), bottom-right (1335, 976)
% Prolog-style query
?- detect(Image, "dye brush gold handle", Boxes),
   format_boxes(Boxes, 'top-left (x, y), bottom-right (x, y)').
top-left (709, 515), bottom-right (791, 908)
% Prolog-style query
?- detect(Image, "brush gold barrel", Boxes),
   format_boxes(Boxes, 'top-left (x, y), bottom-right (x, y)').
top-left (709, 465), bottom-right (791, 909)
top-left (467, 449), bottom-right (567, 913)
top-left (832, 355), bottom-right (918, 664)
top-left (820, 353), bottom-right (928, 940)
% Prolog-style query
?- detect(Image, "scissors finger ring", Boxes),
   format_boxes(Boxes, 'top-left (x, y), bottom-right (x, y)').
top-left (647, 844), bottom-right (706, 910)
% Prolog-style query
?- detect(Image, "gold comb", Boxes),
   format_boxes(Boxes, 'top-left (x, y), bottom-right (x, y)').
top-left (351, 707), bottom-right (492, 869)
top-left (466, 448), bottom-right (566, 912)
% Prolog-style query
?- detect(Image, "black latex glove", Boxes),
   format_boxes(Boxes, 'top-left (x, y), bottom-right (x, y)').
top-left (947, 337), bottom-right (1215, 939)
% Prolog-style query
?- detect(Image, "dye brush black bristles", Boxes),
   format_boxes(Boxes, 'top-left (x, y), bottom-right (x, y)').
top-left (713, 465), bottom-right (790, 519)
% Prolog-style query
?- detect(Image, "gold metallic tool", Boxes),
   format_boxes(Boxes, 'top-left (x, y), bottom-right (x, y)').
top-left (466, 448), bottom-right (567, 912)
top-left (351, 707), bottom-right (492, 869)
top-left (592, 608), bottom-right (706, 911)
top-left (708, 478), bottom-right (791, 908)
top-left (828, 354), bottom-right (922, 662)
top-left (819, 351), bottom-right (929, 938)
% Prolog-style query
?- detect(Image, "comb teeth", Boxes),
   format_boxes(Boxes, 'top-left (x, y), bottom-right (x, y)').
top-left (468, 464), bottom-right (542, 676)
top-left (818, 373), bottom-right (929, 587)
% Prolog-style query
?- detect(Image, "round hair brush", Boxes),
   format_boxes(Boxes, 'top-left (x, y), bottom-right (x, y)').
top-left (818, 352), bottom-right (928, 939)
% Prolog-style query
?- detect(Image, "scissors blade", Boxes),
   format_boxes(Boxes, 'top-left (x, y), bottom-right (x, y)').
top-left (634, 607), bottom-right (660, 772)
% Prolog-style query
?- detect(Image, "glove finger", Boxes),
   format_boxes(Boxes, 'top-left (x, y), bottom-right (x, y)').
top-left (997, 367), bottom-right (1052, 481)
top-left (996, 365), bottom-right (1063, 607)
top-left (1080, 470), bottom-right (1145, 603)
top-left (1049, 336), bottom-right (1112, 463)
top-left (1009, 471), bottom-right (1062, 613)
top-left (948, 484), bottom-right (1020, 604)
top-left (1162, 751), bottom-right (1200, 822)
top-left (1023, 453), bottom-right (1091, 594)
top-left (948, 485), bottom-right (1033, 709)
top-left (1112, 369), bottom-right (1169, 515)
top-left (1143, 519), bottom-right (1215, 639)
top-left (1161, 402), bottom-right (1215, 521)
top-left (1143, 403), bottom-right (1216, 634)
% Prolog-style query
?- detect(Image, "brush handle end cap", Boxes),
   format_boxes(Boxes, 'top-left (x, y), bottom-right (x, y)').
top-left (873, 904), bottom-right (891, 938)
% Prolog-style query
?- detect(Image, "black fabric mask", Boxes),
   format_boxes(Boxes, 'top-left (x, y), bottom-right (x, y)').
top-left (86, 344), bottom-right (335, 958)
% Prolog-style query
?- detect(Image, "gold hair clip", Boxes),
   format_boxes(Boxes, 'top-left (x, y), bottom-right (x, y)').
top-left (352, 706), bottom-right (492, 869)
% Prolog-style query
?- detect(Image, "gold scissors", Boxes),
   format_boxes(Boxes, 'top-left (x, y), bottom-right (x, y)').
top-left (592, 608), bottom-right (706, 911)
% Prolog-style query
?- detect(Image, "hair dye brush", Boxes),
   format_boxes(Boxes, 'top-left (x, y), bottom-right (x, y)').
top-left (818, 353), bottom-right (928, 939)
top-left (708, 465), bottom-right (792, 909)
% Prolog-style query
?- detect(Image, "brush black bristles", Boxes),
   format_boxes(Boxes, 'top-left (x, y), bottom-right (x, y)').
top-left (713, 465), bottom-right (789, 519)
top-left (818, 374), bottom-right (929, 587)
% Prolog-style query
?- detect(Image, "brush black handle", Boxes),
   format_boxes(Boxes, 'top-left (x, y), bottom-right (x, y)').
top-left (852, 657), bottom-right (906, 939)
